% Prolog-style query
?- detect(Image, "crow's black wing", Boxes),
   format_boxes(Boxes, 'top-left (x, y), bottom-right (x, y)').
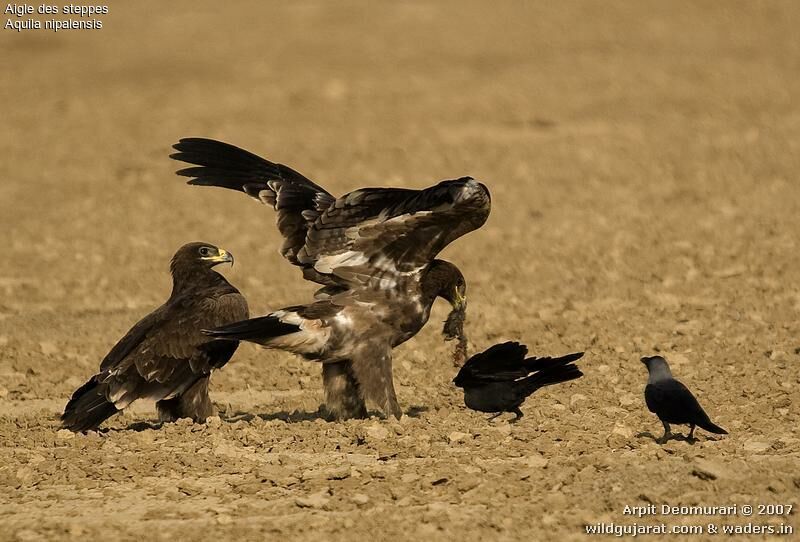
top-left (645, 379), bottom-right (709, 425)
top-left (455, 342), bottom-right (584, 386)
top-left (454, 342), bottom-right (529, 385)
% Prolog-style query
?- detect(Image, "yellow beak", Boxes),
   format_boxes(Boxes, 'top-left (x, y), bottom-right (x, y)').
top-left (203, 248), bottom-right (234, 265)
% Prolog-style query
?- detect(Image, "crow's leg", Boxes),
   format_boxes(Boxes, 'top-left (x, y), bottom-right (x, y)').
top-left (510, 407), bottom-right (524, 422)
top-left (687, 424), bottom-right (696, 442)
top-left (657, 421), bottom-right (672, 444)
top-left (487, 412), bottom-right (504, 422)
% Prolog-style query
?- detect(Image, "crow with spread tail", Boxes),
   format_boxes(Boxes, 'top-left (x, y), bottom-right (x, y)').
top-left (171, 138), bottom-right (490, 419)
top-left (454, 342), bottom-right (584, 421)
top-left (61, 242), bottom-right (248, 432)
top-left (641, 355), bottom-right (728, 443)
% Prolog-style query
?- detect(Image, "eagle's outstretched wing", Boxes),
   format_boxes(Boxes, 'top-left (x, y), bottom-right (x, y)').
top-left (171, 139), bottom-right (491, 293)
top-left (171, 138), bottom-right (336, 276)
top-left (300, 177), bottom-right (491, 291)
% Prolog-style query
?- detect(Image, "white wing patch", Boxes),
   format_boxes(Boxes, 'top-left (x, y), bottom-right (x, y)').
top-left (334, 312), bottom-right (354, 327)
top-left (377, 208), bottom-right (435, 221)
top-left (314, 250), bottom-right (370, 274)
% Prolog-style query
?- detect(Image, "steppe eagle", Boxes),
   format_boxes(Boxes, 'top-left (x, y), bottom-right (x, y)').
top-left (61, 242), bottom-right (248, 431)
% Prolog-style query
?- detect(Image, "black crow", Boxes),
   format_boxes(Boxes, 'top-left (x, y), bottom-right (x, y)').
top-left (171, 138), bottom-right (490, 419)
top-left (641, 355), bottom-right (728, 443)
top-left (453, 342), bottom-right (584, 421)
top-left (61, 242), bottom-right (248, 432)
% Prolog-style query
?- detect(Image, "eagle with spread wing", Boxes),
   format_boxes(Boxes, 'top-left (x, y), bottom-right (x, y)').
top-left (61, 242), bottom-right (248, 432)
top-left (170, 138), bottom-right (491, 419)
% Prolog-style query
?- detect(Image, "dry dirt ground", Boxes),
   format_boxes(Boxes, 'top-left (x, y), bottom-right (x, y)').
top-left (2, 1), bottom-right (799, 540)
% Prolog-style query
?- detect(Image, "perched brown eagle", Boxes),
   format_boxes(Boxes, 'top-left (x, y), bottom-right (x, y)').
top-left (61, 242), bottom-right (248, 432)
top-left (171, 138), bottom-right (491, 419)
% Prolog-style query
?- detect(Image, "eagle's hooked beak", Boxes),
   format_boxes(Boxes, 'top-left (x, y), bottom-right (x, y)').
top-left (204, 248), bottom-right (234, 267)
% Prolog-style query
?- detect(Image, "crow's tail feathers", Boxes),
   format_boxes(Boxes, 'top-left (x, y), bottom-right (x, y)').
top-left (523, 365), bottom-right (584, 393)
top-left (523, 351), bottom-right (584, 372)
top-left (520, 354), bottom-right (584, 397)
top-left (699, 420), bottom-right (728, 435)
top-left (61, 376), bottom-right (119, 433)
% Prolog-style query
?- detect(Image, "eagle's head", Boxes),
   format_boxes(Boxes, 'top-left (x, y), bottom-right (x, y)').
top-left (168, 243), bottom-right (236, 294)
top-left (423, 260), bottom-right (469, 365)
top-left (171, 242), bottom-right (234, 271)
top-left (423, 260), bottom-right (466, 310)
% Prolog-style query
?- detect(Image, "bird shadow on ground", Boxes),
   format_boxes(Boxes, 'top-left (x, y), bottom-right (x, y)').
top-left (100, 405), bottom-right (432, 431)
top-left (404, 405), bottom-right (429, 418)
top-left (221, 405), bottom-right (430, 424)
top-left (223, 409), bottom-right (329, 424)
top-left (118, 420), bottom-right (164, 432)
top-left (636, 431), bottom-right (697, 445)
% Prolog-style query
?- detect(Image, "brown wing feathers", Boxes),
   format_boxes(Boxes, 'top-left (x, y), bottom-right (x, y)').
top-left (171, 141), bottom-right (490, 289)
top-left (171, 138), bottom-right (335, 267)
top-left (62, 244), bottom-right (248, 432)
top-left (169, 141), bottom-right (492, 421)
top-left (301, 179), bottom-right (491, 282)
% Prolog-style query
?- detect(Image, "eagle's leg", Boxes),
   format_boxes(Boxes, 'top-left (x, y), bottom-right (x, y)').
top-left (156, 398), bottom-right (181, 423)
top-left (363, 353), bottom-right (402, 420)
top-left (156, 377), bottom-right (216, 423)
top-left (322, 361), bottom-right (368, 420)
top-left (381, 385), bottom-right (402, 420)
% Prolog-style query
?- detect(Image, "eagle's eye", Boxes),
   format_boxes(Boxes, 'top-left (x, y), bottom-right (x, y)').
top-left (199, 247), bottom-right (212, 257)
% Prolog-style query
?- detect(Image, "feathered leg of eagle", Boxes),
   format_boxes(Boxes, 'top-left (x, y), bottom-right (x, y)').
top-left (156, 376), bottom-right (215, 423)
top-left (350, 348), bottom-right (402, 420)
top-left (322, 362), bottom-right (368, 420)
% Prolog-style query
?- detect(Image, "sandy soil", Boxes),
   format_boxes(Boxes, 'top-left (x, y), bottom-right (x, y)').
top-left (2, 1), bottom-right (799, 540)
